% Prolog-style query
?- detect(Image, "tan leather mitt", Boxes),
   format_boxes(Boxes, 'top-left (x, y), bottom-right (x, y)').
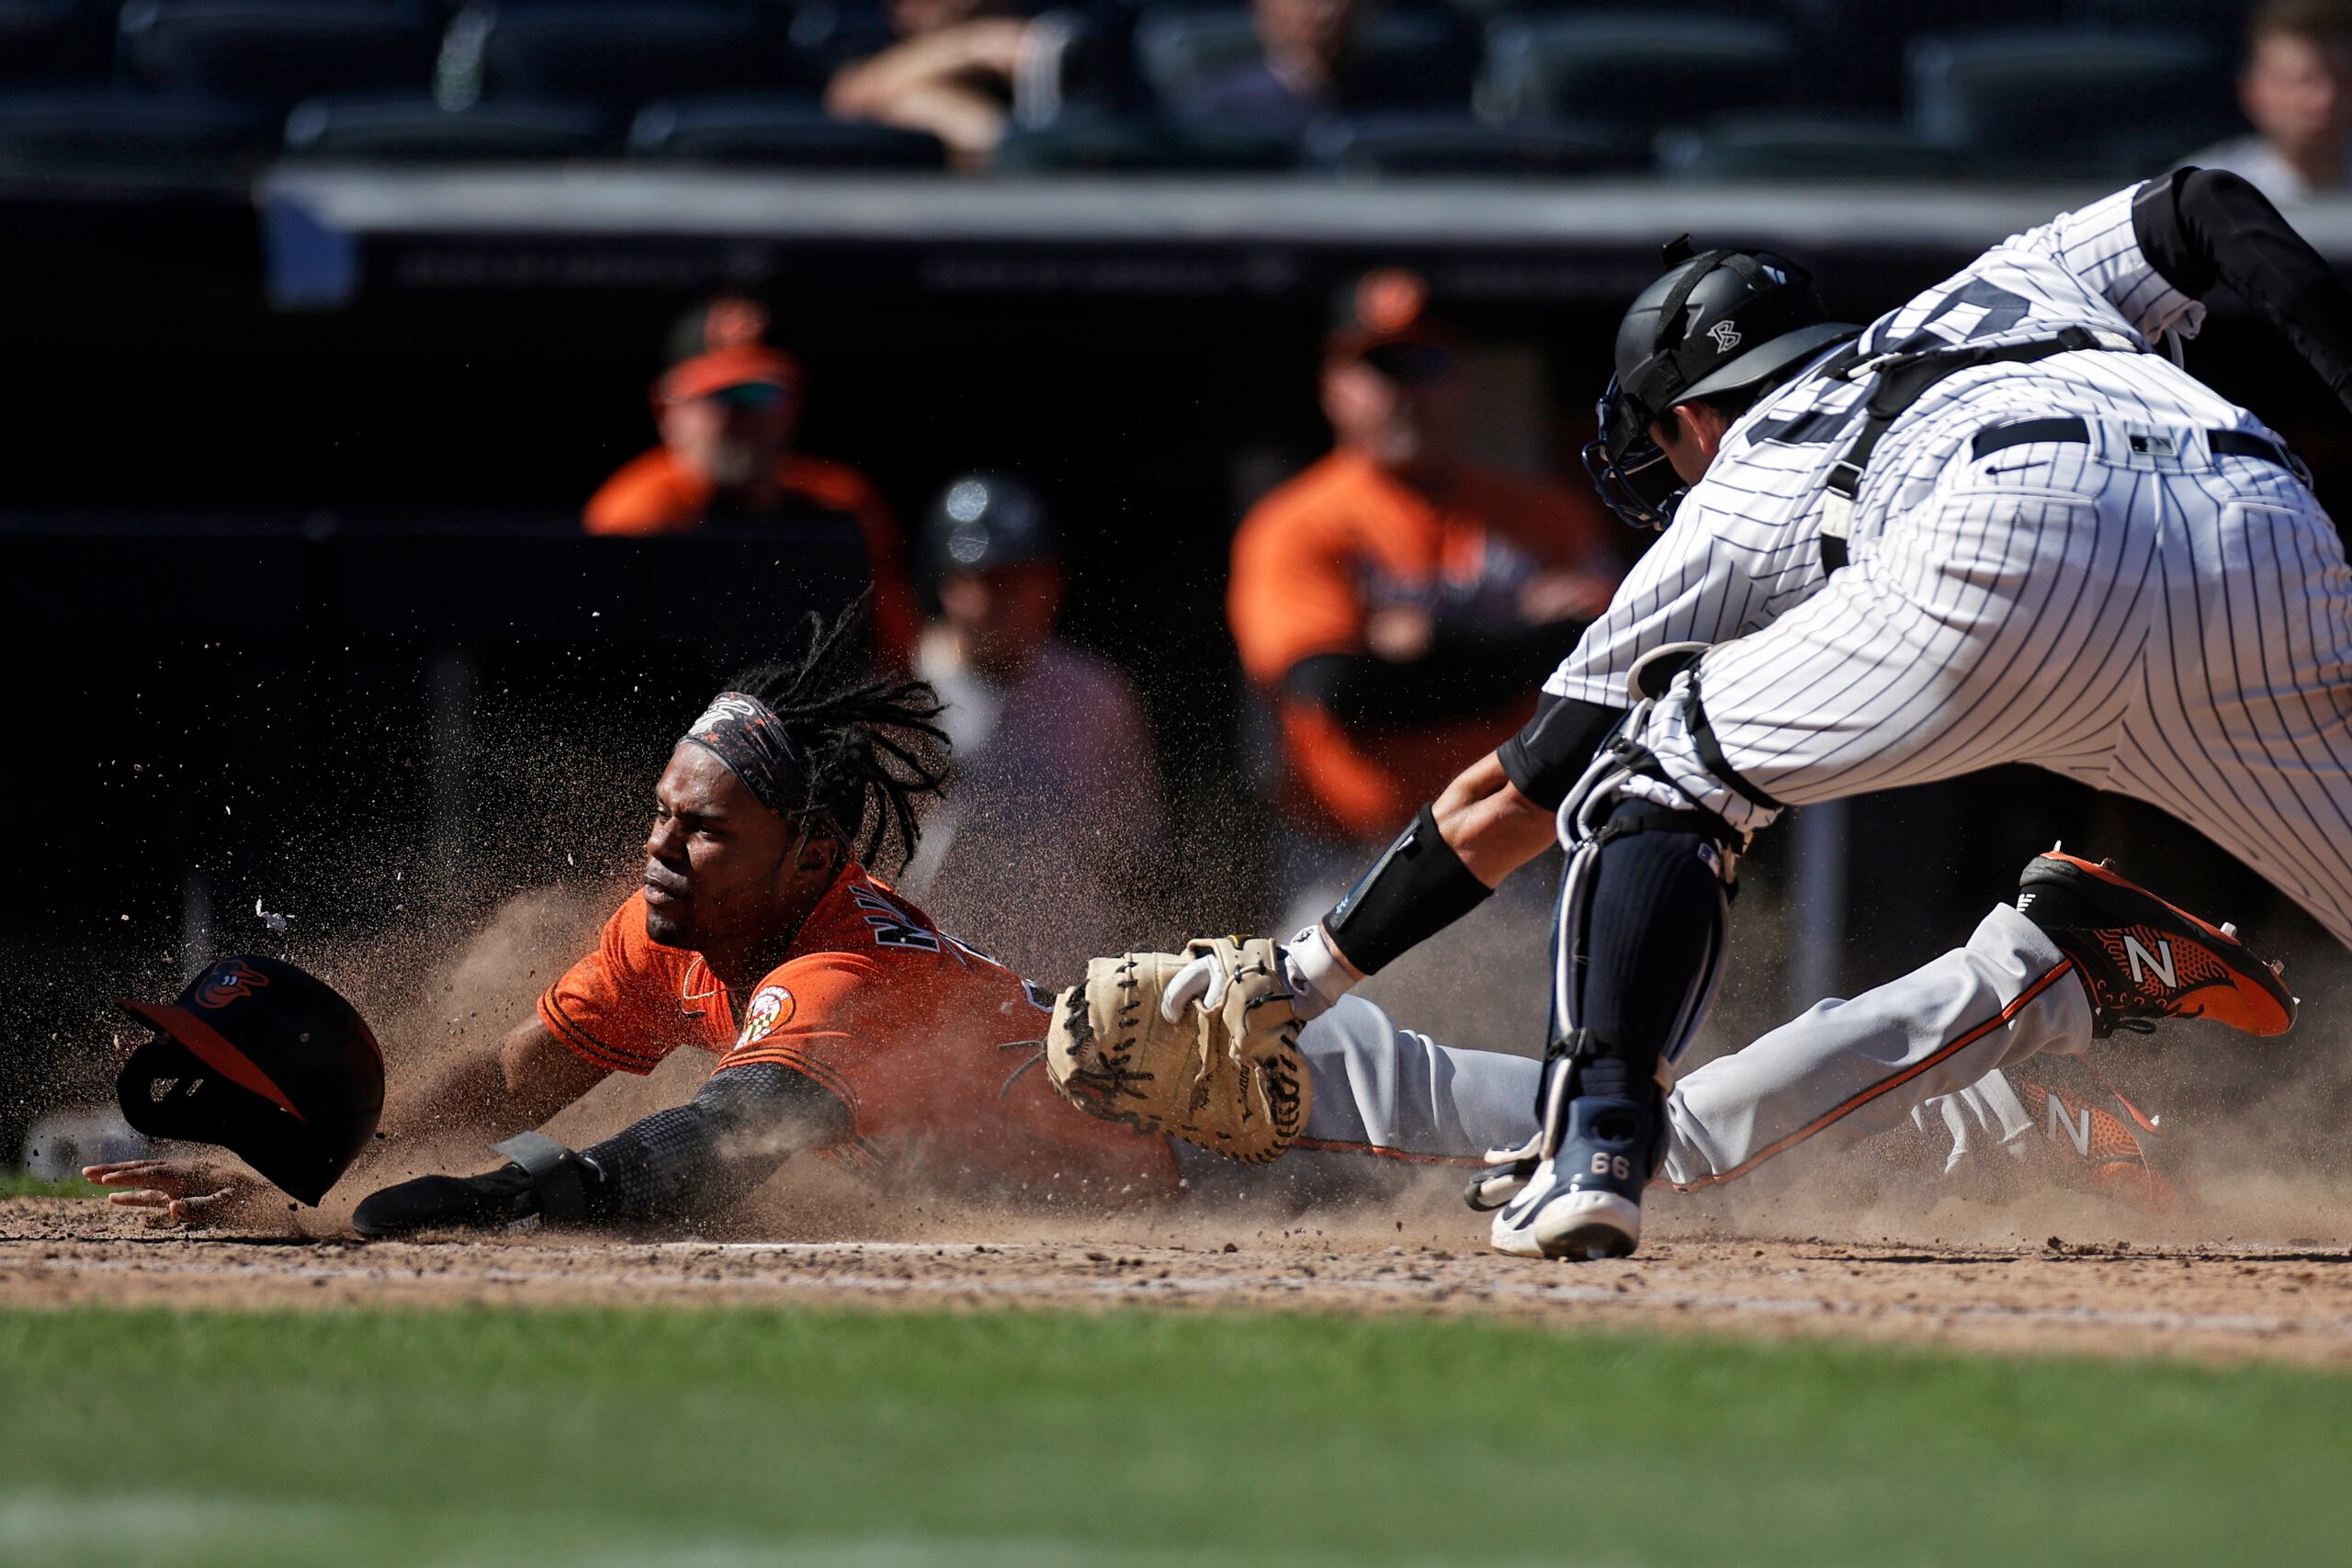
top-left (1045, 937), bottom-right (1309, 1164)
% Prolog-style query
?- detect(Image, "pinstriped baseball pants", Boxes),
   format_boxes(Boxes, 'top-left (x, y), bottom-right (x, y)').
top-left (1638, 431), bottom-right (2352, 944)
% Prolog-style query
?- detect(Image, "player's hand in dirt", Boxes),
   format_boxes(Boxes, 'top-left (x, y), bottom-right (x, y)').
top-left (82, 1157), bottom-right (272, 1227)
top-left (350, 1165), bottom-right (536, 1239)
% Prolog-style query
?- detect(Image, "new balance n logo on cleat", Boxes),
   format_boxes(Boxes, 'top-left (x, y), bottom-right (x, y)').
top-left (2013, 852), bottom-right (2294, 1038)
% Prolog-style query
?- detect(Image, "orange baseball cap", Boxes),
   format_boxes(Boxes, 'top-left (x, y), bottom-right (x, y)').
top-left (657, 343), bottom-right (804, 404)
top-left (1325, 266), bottom-right (1456, 378)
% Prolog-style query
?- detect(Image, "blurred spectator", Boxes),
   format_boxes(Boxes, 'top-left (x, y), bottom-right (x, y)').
top-left (1171, 0), bottom-right (1421, 138)
top-left (897, 473), bottom-right (1164, 976)
top-left (2188, 0), bottom-right (2352, 200)
top-left (664, 289), bottom-right (775, 367)
top-left (825, 0), bottom-right (1054, 168)
top-left (584, 335), bottom-right (920, 667)
top-left (1228, 275), bottom-right (1621, 928)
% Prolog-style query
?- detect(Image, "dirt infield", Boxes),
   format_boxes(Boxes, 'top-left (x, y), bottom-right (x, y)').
top-left (8, 1194), bottom-right (2350, 1368)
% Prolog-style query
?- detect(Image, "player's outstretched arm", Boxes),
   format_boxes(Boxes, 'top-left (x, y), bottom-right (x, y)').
top-left (395, 1018), bottom-right (613, 1143)
top-left (87, 1017), bottom-right (611, 1228)
top-left (350, 1064), bottom-right (848, 1237)
top-left (2136, 167), bottom-right (2352, 413)
top-left (1278, 690), bottom-right (1627, 1011)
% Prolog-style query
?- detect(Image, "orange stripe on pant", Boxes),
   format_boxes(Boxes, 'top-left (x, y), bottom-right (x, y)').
top-left (1288, 1137), bottom-right (1487, 1168)
top-left (1666, 957), bottom-right (2079, 1192)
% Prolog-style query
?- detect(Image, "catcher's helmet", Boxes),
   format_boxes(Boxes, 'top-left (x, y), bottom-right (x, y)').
top-left (1584, 240), bottom-right (1855, 530)
top-left (917, 472), bottom-right (1056, 589)
top-left (114, 954), bottom-right (385, 1205)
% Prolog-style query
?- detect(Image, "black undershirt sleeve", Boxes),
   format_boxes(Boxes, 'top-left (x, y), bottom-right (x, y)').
top-left (2134, 166), bottom-right (2352, 414)
top-left (1495, 691), bottom-right (1625, 811)
top-left (581, 1064), bottom-right (847, 1224)
top-left (1283, 616), bottom-right (1588, 730)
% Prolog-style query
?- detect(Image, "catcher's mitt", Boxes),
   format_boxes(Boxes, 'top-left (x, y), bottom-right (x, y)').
top-left (1045, 937), bottom-right (1309, 1164)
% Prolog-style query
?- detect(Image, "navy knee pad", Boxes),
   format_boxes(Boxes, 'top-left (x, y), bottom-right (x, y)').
top-left (1549, 799), bottom-right (1734, 1099)
top-left (1582, 818), bottom-right (1730, 1053)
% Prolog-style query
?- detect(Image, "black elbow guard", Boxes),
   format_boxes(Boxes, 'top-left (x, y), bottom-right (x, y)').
top-left (2136, 165), bottom-right (2352, 410)
top-left (1497, 693), bottom-right (1626, 811)
top-left (2132, 166), bottom-right (2222, 299)
top-left (1322, 805), bottom-right (1494, 976)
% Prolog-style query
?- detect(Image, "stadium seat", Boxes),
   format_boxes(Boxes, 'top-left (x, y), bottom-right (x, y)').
top-left (1132, 6), bottom-right (1476, 114)
top-left (0, 1), bottom-right (112, 85)
top-left (285, 94), bottom-right (616, 160)
top-left (1304, 112), bottom-right (1637, 179)
top-left (1656, 113), bottom-right (1967, 181)
top-left (117, 1), bottom-right (445, 110)
top-left (782, 0), bottom-right (896, 82)
top-left (451, 3), bottom-right (801, 107)
top-left (629, 96), bottom-right (949, 167)
top-left (1906, 28), bottom-right (2237, 177)
top-left (1479, 14), bottom-right (1802, 133)
top-left (993, 116), bottom-right (1296, 173)
top-left (1774, 0), bottom-right (2051, 110)
top-left (2064, 0), bottom-right (2247, 51)
top-left (0, 86), bottom-right (274, 178)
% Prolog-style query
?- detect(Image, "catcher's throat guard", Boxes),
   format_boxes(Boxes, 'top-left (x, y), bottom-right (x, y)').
top-left (115, 954), bottom-right (385, 1205)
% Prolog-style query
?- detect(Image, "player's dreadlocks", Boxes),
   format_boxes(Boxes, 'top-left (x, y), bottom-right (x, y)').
top-left (726, 596), bottom-right (949, 874)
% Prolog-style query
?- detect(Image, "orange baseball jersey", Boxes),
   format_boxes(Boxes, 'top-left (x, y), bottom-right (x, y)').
top-left (537, 867), bottom-right (1179, 1200)
top-left (1228, 450), bottom-right (1617, 839)
top-left (582, 449), bottom-right (919, 670)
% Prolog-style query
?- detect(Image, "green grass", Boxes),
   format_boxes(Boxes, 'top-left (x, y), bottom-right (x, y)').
top-left (1, 1307), bottom-right (2343, 1568)
top-left (0, 1169), bottom-right (100, 1198)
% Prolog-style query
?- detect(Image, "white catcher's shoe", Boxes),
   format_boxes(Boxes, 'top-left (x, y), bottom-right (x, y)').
top-left (1482, 1089), bottom-right (1657, 1261)
top-left (1487, 1158), bottom-right (1644, 1260)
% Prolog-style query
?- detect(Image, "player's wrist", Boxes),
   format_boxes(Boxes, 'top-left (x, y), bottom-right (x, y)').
top-left (1278, 925), bottom-right (1361, 1020)
top-left (1317, 804), bottom-right (1497, 977)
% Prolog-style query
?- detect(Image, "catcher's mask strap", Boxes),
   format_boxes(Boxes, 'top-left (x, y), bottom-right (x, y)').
top-left (681, 691), bottom-right (807, 817)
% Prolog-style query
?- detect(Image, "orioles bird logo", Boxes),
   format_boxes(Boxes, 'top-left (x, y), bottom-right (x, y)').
top-left (195, 959), bottom-right (270, 1010)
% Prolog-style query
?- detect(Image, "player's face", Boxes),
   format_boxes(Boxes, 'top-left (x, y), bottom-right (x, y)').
top-left (658, 389), bottom-right (796, 491)
top-left (1322, 358), bottom-right (1460, 472)
top-left (1258, 0), bottom-right (1361, 66)
top-left (2243, 34), bottom-right (2352, 156)
top-left (1649, 400), bottom-right (1734, 487)
top-left (642, 745), bottom-right (826, 953)
top-left (937, 561), bottom-right (1063, 679)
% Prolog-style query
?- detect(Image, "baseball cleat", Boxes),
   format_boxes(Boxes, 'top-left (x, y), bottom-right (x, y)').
top-left (1487, 1091), bottom-right (1657, 1261)
top-left (2014, 848), bottom-right (2296, 1038)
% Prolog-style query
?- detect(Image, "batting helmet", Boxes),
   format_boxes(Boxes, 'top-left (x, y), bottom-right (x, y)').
top-left (917, 473), bottom-right (1057, 589)
top-left (114, 954), bottom-right (385, 1206)
top-left (1583, 239), bottom-right (1855, 530)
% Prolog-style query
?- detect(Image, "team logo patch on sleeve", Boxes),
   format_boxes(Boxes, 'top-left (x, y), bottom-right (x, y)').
top-left (738, 985), bottom-right (795, 1047)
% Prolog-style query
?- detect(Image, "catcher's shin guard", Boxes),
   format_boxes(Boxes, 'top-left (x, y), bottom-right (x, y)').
top-left (1480, 786), bottom-right (1735, 1260)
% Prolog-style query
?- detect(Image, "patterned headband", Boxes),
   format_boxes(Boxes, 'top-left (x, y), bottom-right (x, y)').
top-left (681, 692), bottom-right (806, 816)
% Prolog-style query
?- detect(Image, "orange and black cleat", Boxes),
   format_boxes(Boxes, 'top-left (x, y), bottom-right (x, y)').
top-left (2014, 848), bottom-right (2296, 1038)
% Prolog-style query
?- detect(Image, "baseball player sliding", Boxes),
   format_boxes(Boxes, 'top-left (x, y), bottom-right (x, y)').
top-left (96, 599), bottom-right (2159, 1235)
top-left (1067, 167), bottom-right (2342, 1263)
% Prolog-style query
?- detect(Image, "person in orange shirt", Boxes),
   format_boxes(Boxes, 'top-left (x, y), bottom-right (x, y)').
top-left (1229, 282), bottom-right (1622, 926)
top-left (585, 339), bottom-right (921, 668)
